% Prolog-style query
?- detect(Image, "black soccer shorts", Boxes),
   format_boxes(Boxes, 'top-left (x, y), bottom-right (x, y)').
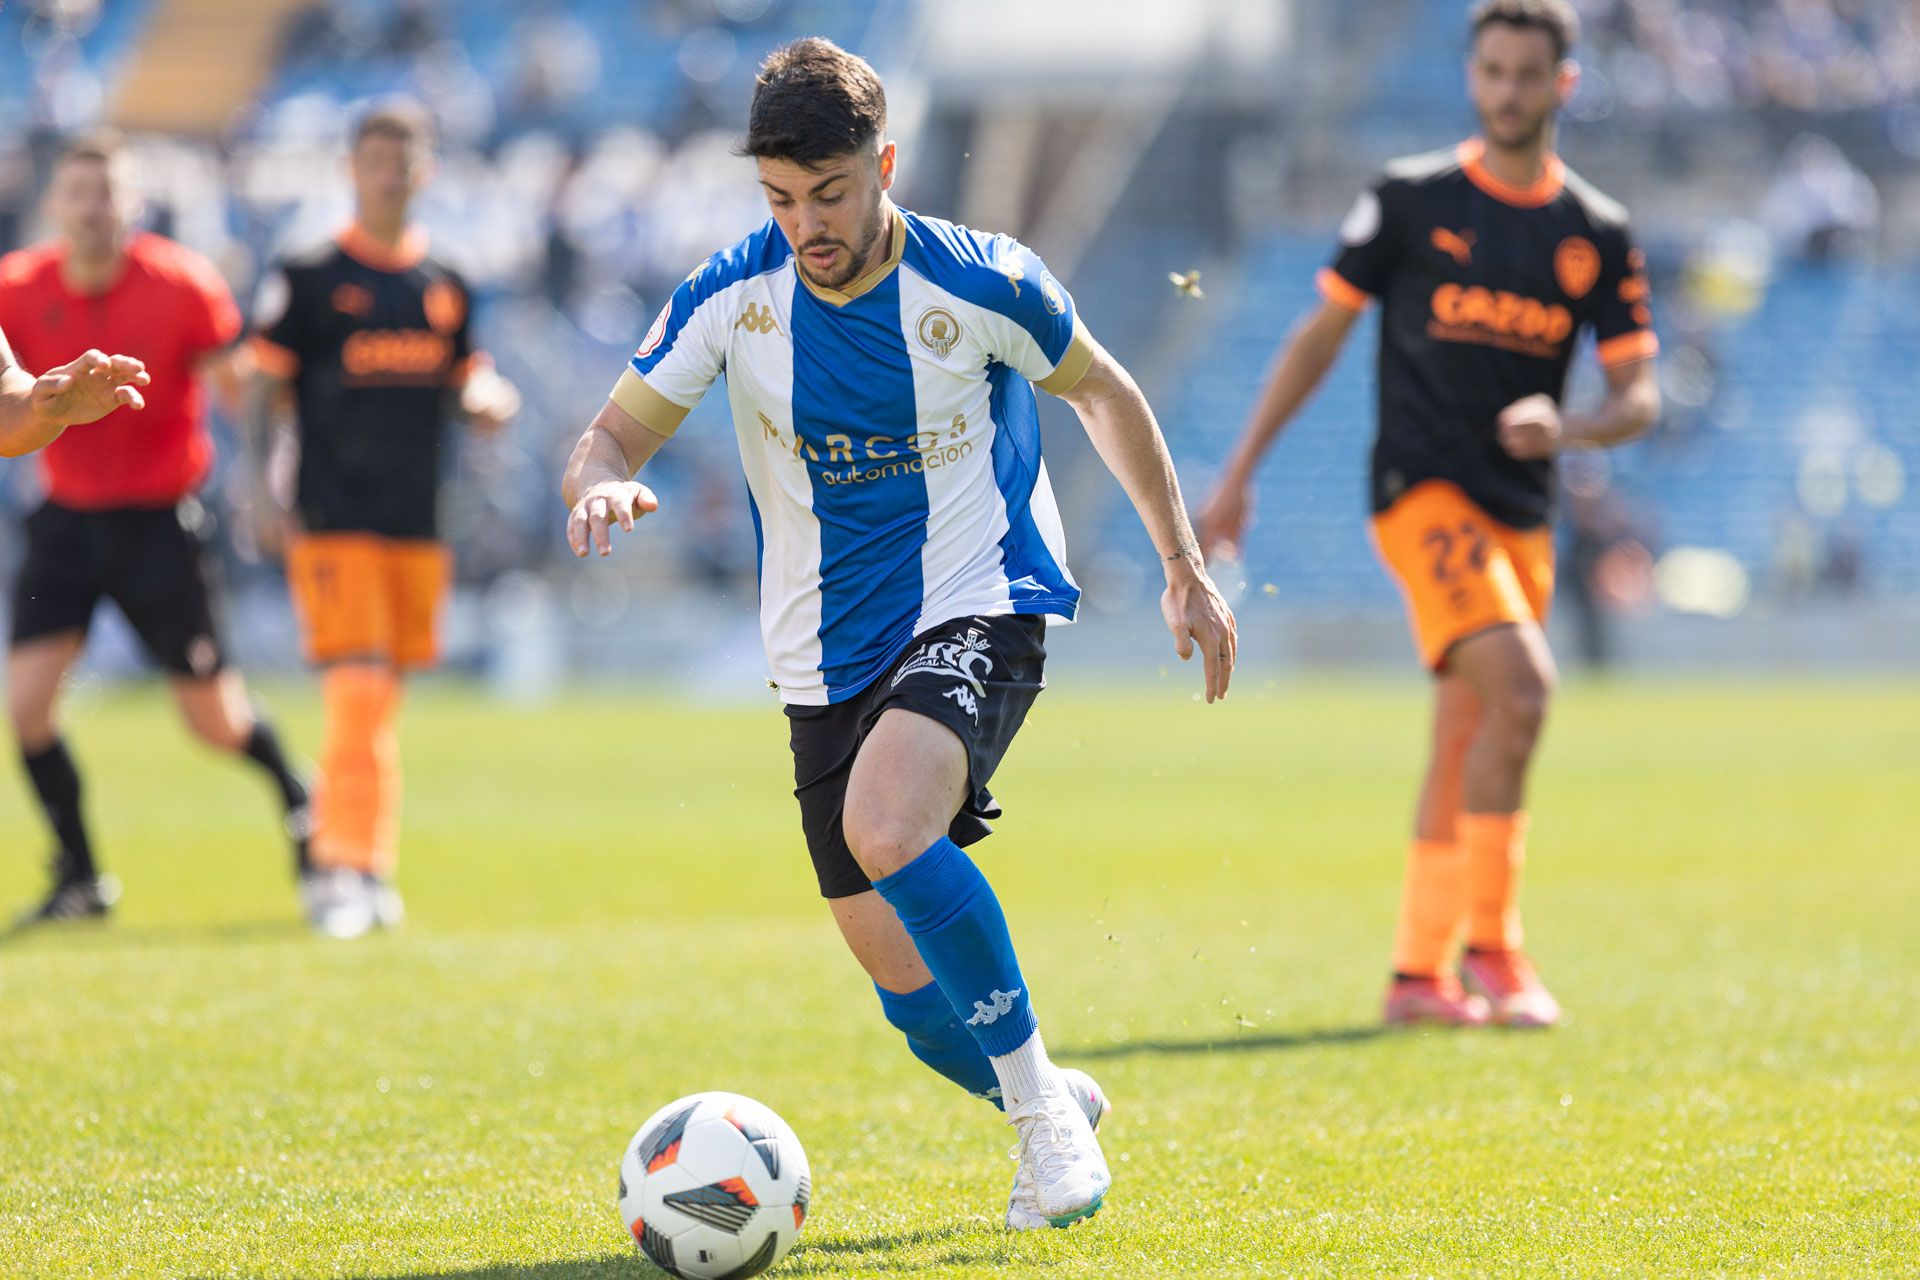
top-left (10, 499), bottom-right (228, 677)
top-left (784, 613), bottom-right (1047, 898)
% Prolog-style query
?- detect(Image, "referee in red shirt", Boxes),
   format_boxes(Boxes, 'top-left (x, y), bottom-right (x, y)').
top-left (0, 132), bottom-right (312, 925)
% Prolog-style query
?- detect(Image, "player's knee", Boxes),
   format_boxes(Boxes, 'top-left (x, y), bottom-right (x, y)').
top-left (842, 799), bottom-right (935, 880)
top-left (1493, 672), bottom-right (1552, 753)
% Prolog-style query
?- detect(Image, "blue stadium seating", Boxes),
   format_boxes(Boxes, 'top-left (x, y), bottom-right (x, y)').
top-left (1135, 235), bottom-right (1920, 603)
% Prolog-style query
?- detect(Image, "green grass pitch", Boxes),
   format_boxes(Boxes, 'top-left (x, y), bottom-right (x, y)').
top-left (2, 677), bottom-right (1914, 1278)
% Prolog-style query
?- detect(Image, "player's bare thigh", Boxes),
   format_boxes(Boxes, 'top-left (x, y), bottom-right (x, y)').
top-left (7, 631), bottom-right (85, 750)
top-left (841, 707), bottom-right (970, 880)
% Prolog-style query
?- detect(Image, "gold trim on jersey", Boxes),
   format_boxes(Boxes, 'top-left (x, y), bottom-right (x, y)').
top-left (610, 368), bottom-right (691, 436)
top-left (1036, 315), bottom-right (1095, 396)
top-left (795, 207), bottom-right (908, 307)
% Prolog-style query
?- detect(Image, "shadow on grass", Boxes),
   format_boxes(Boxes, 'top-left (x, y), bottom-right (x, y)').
top-left (332, 1227), bottom-right (984, 1279)
top-left (306, 1260), bottom-right (636, 1280)
top-left (1060, 1024), bottom-right (1387, 1059)
top-left (0, 916), bottom-right (305, 951)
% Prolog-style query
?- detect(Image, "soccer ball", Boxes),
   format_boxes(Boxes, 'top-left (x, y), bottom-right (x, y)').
top-left (618, 1092), bottom-right (812, 1279)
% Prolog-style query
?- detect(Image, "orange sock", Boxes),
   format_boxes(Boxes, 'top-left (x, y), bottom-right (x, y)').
top-left (1391, 839), bottom-right (1467, 978)
top-left (1461, 810), bottom-right (1529, 951)
top-left (313, 665), bottom-right (400, 875)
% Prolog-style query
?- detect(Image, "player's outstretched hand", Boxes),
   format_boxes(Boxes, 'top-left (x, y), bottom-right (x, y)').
top-left (1497, 393), bottom-right (1563, 460)
top-left (33, 349), bottom-right (149, 427)
top-left (1162, 556), bottom-right (1238, 703)
top-left (567, 479), bottom-right (658, 558)
top-left (1195, 474), bottom-right (1254, 562)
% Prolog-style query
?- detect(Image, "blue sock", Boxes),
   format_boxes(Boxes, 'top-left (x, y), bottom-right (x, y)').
top-left (875, 980), bottom-right (1003, 1108)
top-left (870, 837), bottom-right (1038, 1058)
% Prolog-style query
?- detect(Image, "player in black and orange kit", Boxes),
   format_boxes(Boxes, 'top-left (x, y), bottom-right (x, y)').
top-left (0, 132), bottom-right (312, 925)
top-left (1200, 0), bottom-right (1661, 1027)
top-left (248, 100), bottom-right (518, 939)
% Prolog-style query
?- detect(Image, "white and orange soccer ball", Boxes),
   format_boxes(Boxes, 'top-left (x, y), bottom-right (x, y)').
top-left (618, 1092), bottom-right (812, 1279)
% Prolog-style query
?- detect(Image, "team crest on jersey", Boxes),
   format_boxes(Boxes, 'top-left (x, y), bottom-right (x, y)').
top-left (635, 301), bottom-right (671, 358)
top-left (332, 283), bottom-right (375, 318)
top-left (917, 307), bottom-right (963, 358)
top-left (423, 281), bottom-right (466, 334)
top-left (1555, 236), bottom-right (1600, 300)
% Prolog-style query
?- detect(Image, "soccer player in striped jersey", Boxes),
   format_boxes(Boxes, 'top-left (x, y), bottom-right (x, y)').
top-left (1200, 0), bottom-right (1661, 1028)
top-left (564, 39), bottom-right (1236, 1231)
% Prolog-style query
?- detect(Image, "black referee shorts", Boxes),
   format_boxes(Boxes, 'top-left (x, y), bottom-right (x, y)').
top-left (784, 612), bottom-right (1048, 899)
top-left (10, 499), bottom-right (228, 678)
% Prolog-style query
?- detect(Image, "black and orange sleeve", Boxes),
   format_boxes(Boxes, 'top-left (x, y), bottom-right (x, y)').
top-left (1320, 180), bottom-right (1406, 313)
top-left (251, 266), bottom-right (308, 380)
top-left (1591, 226), bottom-right (1659, 369)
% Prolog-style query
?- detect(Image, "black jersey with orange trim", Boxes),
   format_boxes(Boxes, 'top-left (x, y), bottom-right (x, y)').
top-left (253, 225), bottom-right (477, 539)
top-left (1319, 139), bottom-right (1657, 530)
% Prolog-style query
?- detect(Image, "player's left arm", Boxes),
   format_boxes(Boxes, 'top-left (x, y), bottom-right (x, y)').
top-left (1499, 223), bottom-right (1661, 459)
top-left (1496, 356), bottom-right (1660, 459)
top-left (1054, 335), bottom-right (1239, 703)
top-left (0, 327), bottom-right (150, 458)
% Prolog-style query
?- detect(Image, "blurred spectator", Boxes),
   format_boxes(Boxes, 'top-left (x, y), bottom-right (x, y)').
top-left (1760, 133), bottom-right (1880, 260)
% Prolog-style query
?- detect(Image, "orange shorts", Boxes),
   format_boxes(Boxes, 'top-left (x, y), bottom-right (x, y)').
top-left (1370, 481), bottom-right (1554, 670)
top-left (286, 533), bottom-right (451, 669)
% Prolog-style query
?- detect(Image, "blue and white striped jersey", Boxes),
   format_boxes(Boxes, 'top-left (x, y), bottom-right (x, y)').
top-left (612, 206), bottom-right (1094, 705)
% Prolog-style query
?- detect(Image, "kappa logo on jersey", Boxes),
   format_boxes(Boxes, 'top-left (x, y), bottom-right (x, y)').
top-left (965, 988), bottom-right (1022, 1027)
top-left (892, 627), bottom-right (993, 722)
top-left (1555, 236), bottom-right (1600, 300)
top-left (917, 307), bottom-right (962, 358)
top-left (736, 301), bottom-right (780, 335)
top-left (1427, 283), bottom-right (1574, 358)
top-left (1431, 227), bottom-right (1476, 267)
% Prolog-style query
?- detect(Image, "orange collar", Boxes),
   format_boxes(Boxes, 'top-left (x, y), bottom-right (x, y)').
top-left (1457, 138), bottom-right (1564, 208)
top-left (338, 222), bottom-right (429, 272)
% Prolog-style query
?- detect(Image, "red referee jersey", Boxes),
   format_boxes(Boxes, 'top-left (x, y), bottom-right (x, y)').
top-left (0, 231), bottom-right (241, 509)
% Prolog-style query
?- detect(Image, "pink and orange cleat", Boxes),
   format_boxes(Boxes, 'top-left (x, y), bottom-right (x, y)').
top-left (1382, 972), bottom-right (1490, 1027)
top-left (1461, 948), bottom-right (1562, 1028)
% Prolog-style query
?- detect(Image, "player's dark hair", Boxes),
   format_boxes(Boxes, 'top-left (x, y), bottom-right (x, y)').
top-left (1470, 0), bottom-right (1579, 60)
top-left (56, 128), bottom-right (128, 169)
top-left (738, 38), bottom-right (887, 169)
top-left (352, 97), bottom-right (435, 152)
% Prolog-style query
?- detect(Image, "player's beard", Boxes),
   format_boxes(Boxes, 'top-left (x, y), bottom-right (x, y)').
top-left (1482, 103), bottom-right (1554, 152)
top-left (799, 206), bottom-right (888, 292)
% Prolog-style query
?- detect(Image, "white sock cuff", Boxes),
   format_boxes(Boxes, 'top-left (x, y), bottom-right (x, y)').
top-left (989, 1027), bottom-right (1057, 1110)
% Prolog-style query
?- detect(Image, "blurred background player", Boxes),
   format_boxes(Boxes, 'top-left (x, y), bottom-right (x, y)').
top-left (1198, 0), bottom-right (1661, 1027)
top-left (0, 131), bottom-right (310, 927)
top-left (564, 38), bottom-right (1236, 1231)
top-left (248, 100), bottom-right (519, 940)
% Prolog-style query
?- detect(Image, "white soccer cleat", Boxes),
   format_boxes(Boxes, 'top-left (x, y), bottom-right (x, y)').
top-left (302, 867), bottom-right (375, 940)
top-left (1003, 1069), bottom-right (1111, 1230)
top-left (365, 874), bottom-right (407, 931)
